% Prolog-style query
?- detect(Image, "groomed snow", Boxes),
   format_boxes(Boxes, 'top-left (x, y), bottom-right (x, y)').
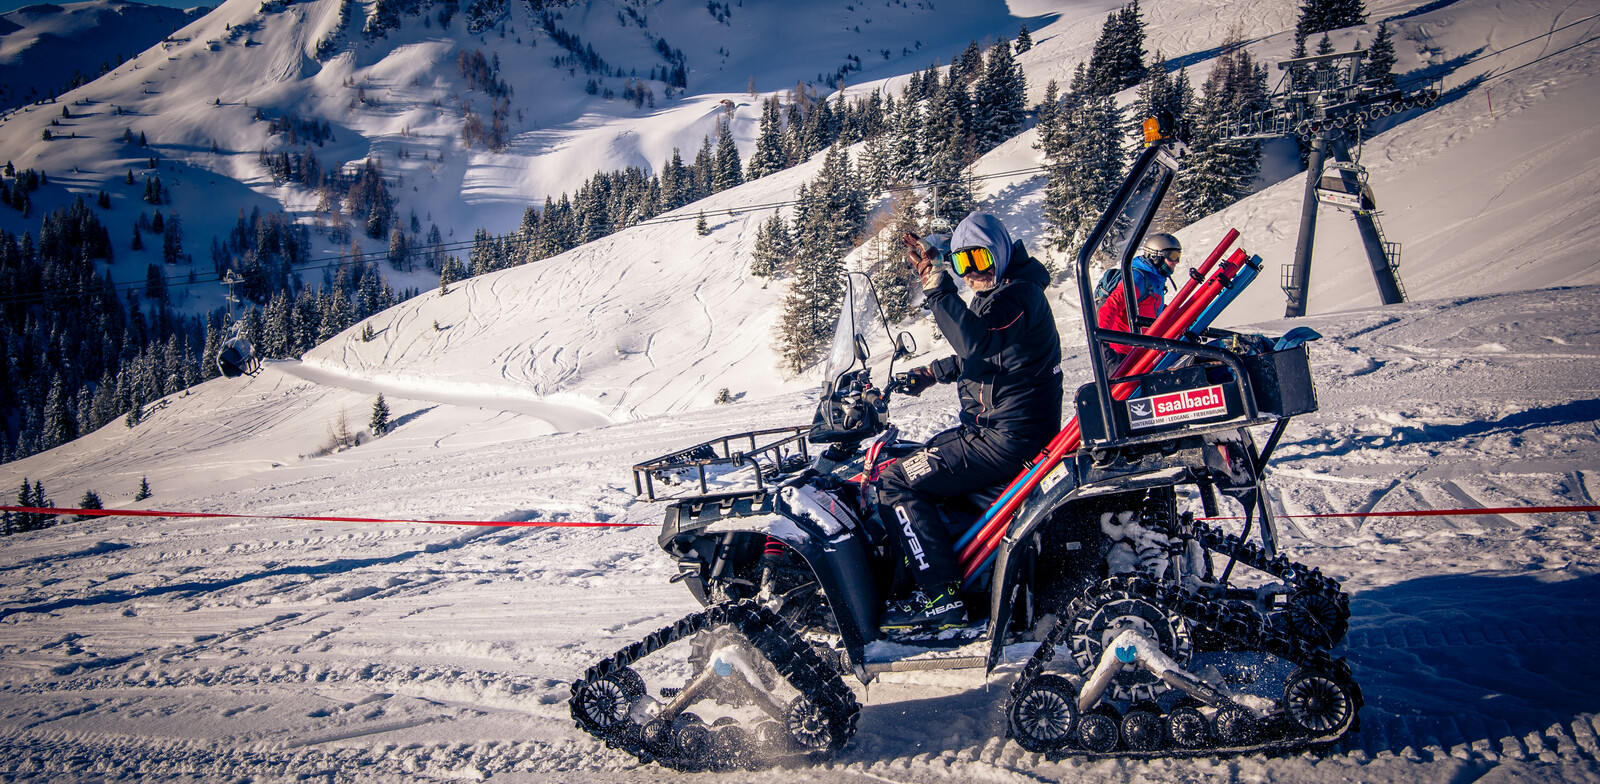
top-left (2, 0), bottom-right (1600, 780)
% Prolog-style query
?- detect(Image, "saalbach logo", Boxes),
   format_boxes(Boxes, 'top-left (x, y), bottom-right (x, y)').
top-left (1127, 384), bottom-right (1229, 429)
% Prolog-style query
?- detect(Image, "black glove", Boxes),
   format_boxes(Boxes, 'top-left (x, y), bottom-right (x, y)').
top-left (903, 233), bottom-right (950, 293)
top-left (894, 366), bottom-right (936, 397)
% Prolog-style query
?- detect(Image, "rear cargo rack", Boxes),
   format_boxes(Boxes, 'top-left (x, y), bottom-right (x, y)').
top-left (632, 425), bottom-right (814, 502)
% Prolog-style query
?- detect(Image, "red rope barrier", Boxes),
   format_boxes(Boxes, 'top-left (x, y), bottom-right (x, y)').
top-left (0, 506), bottom-right (643, 528)
top-left (1201, 504), bottom-right (1600, 521)
top-left (6, 503), bottom-right (1594, 530)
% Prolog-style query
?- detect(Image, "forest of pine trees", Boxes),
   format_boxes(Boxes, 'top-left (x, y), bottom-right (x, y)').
top-left (0, 10), bottom-right (1298, 468)
top-left (1295, 0), bottom-right (1368, 41)
top-left (1038, 4), bottom-right (1267, 252)
top-left (0, 164), bottom-right (420, 466)
top-left (442, 33), bottom-right (1032, 338)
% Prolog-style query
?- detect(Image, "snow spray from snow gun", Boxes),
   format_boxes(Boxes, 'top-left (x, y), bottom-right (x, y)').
top-left (955, 229), bottom-right (1261, 587)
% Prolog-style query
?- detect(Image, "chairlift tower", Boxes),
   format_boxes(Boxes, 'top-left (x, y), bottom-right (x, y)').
top-left (1224, 48), bottom-right (1440, 317)
top-left (216, 270), bottom-right (260, 378)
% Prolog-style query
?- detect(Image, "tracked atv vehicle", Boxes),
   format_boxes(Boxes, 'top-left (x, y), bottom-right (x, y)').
top-left (570, 137), bottom-right (1360, 770)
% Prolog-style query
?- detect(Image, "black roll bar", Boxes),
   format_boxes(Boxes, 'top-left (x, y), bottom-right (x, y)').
top-left (1074, 140), bottom-right (1262, 445)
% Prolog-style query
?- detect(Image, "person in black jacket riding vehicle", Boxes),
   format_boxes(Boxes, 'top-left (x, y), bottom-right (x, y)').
top-left (880, 212), bottom-right (1063, 631)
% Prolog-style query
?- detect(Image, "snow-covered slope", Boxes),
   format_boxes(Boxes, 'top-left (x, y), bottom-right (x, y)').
top-left (2, 284), bottom-right (1599, 783)
top-left (0, 0), bottom-right (1051, 312)
top-left (3, 0), bottom-right (1600, 780)
top-left (295, 0), bottom-right (1600, 423)
top-left (0, 0), bottom-right (205, 110)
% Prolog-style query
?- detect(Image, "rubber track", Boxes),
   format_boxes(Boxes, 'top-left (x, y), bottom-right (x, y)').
top-left (1012, 575), bottom-right (1363, 759)
top-left (1193, 520), bottom-right (1352, 646)
top-left (569, 600), bottom-right (860, 771)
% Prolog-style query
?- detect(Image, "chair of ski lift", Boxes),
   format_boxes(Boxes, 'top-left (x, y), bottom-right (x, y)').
top-left (218, 331), bottom-right (260, 378)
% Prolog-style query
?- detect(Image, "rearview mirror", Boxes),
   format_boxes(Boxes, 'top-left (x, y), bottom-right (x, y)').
top-left (894, 332), bottom-right (917, 360)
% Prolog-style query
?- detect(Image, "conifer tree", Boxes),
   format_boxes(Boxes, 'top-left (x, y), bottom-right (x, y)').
top-left (750, 212), bottom-right (791, 278)
top-left (42, 376), bottom-right (75, 450)
top-left (747, 96), bottom-right (787, 180)
top-left (162, 211), bottom-right (183, 264)
top-left (1174, 47), bottom-right (1265, 223)
top-left (973, 37), bottom-right (1027, 153)
top-left (76, 490), bottom-right (103, 522)
top-left (1296, 0), bottom-right (1365, 39)
top-left (1085, 2), bottom-right (1147, 96)
top-left (1034, 80), bottom-right (1063, 155)
top-left (857, 133), bottom-right (892, 198)
top-left (870, 187), bottom-right (922, 324)
top-left (135, 476), bottom-right (151, 501)
top-left (921, 72), bottom-right (977, 225)
top-left (1042, 68), bottom-right (1125, 254)
top-left (887, 88), bottom-right (922, 177)
top-left (201, 319), bottom-right (221, 379)
top-left (1016, 25), bottom-right (1033, 53)
top-left (1132, 54), bottom-right (1191, 140)
top-left (13, 476), bottom-right (35, 534)
top-left (712, 120), bottom-right (743, 192)
top-left (696, 211), bottom-right (709, 236)
top-left (1287, 33), bottom-right (1312, 92)
top-left (144, 264), bottom-right (168, 304)
top-left (691, 135), bottom-right (715, 202)
top-left (370, 393), bottom-right (390, 435)
top-left (263, 292), bottom-right (291, 356)
top-left (777, 145), bottom-right (863, 372)
top-left (1365, 22), bottom-right (1397, 90)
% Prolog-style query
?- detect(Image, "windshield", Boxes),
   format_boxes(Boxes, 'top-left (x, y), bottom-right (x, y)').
top-left (1085, 157), bottom-right (1171, 274)
top-left (821, 272), bottom-right (897, 392)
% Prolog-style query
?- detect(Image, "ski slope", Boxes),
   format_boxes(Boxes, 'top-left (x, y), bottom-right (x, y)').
top-left (2, 0), bottom-right (1600, 780)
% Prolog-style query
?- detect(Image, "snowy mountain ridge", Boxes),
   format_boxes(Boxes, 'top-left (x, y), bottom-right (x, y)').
top-left (0, 0), bottom-right (207, 110)
top-left (1, 0), bottom-right (1599, 780)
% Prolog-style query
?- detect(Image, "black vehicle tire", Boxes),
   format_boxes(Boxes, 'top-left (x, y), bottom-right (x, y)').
top-left (1008, 674), bottom-right (1079, 752)
top-left (1213, 706), bottom-right (1259, 747)
top-left (1283, 668), bottom-right (1356, 734)
top-left (641, 717), bottom-right (675, 754)
top-left (1121, 706), bottom-right (1164, 751)
top-left (709, 724), bottom-right (751, 768)
top-left (1076, 707), bottom-right (1121, 753)
top-left (753, 720), bottom-right (790, 752)
top-left (672, 715), bottom-right (712, 765)
top-left (786, 695), bottom-right (835, 751)
top-left (573, 676), bottom-right (634, 730)
top-left (1166, 705), bottom-right (1210, 749)
top-left (610, 666), bottom-right (647, 699)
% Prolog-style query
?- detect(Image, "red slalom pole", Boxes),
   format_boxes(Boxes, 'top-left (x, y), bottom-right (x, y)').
top-left (1150, 228), bottom-right (1238, 333)
top-left (953, 232), bottom-right (1241, 563)
top-left (1108, 248), bottom-right (1249, 384)
top-left (1098, 230), bottom-right (1237, 366)
top-left (959, 248), bottom-right (1251, 577)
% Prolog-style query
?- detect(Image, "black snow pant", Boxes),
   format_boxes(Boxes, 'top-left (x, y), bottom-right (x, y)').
top-left (878, 425), bottom-right (1035, 594)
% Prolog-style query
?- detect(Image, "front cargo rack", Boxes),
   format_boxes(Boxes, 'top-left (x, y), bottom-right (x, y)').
top-left (632, 425), bottom-right (814, 502)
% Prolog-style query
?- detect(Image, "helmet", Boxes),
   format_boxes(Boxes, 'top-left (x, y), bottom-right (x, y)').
top-left (1142, 232), bottom-right (1181, 256)
top-left (1141, 232), bottom-right (1182, 275)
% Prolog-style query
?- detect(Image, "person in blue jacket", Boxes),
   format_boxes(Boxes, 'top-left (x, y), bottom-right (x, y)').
top-left (879, 212), bottom-right (1063, 631)
top-left (1095, 233), bottom-right (1181, 373)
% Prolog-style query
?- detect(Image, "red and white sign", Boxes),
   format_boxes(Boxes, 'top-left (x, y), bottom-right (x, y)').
top-left (1127, 384), bottom-right (1230, 429)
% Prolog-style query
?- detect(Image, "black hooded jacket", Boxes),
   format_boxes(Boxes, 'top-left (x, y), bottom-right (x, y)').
top-left (924, 241), bottom-right (1063, 456)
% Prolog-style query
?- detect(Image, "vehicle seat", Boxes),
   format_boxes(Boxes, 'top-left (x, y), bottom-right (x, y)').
top-left (941, 484), bottom-right (1007, 531)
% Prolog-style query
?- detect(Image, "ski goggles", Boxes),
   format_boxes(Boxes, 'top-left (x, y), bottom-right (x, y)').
top-left (951, 246), bottom-right (995, 276)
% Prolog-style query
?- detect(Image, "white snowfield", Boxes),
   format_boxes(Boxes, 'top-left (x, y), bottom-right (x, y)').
top-left (2, 0), bottom-right (1600, 781)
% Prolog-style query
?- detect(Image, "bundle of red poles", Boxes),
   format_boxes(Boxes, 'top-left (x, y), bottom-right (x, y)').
top-left (956, 228), bottom-right (1248, 585)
